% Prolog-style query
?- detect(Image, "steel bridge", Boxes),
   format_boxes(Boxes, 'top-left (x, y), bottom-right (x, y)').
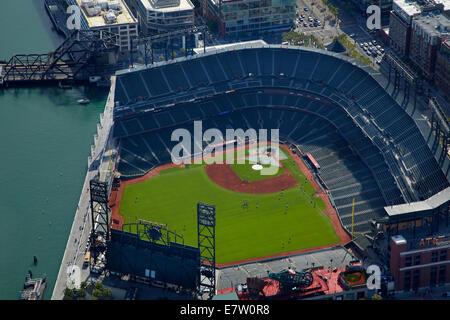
top-left (0, 30), bottom-right (119, 87)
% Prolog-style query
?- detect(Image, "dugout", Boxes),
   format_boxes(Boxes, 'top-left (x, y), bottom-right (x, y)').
top-left (106, 227), bottom-right (200, 291)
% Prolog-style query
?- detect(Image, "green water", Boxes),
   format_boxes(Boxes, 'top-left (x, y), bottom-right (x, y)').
top-left (0, 1), bottom-right (108, 299)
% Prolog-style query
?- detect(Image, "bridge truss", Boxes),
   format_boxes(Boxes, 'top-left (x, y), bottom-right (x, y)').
top-left (0, 30), bottom-right (119, 85)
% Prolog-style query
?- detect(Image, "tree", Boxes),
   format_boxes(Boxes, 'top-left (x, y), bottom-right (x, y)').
top-left (80, 281), bottom-right (88, 290)
top-left (206, 18), bottom-right (219, 34)
top-left (76, 288), bottom-right (86, 300)
top-left (92, 288), bottom-right (103, 298)
top-left (63, 287), bottom-right (74, 300)
top-left (103, 288), bottom-right (113, 298)
top-left (372, 293), bottom-right (383, 300)
top-left (94, 282), bottom-right (104, 291)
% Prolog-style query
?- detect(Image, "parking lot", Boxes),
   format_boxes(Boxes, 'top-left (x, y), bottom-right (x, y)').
top-left (292, 0), bottom-right (387, 69)
top-left (293, 0), bottom-right (340, 45)
top-left (357, 39), bottom-right (385, 65)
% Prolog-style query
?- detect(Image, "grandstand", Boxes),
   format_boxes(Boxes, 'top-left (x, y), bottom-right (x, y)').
top-left (111, 44), bottom-right (449, 236)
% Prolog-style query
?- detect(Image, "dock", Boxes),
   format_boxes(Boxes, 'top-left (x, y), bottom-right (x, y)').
top-left (20, 274), bottom-right (47, 300)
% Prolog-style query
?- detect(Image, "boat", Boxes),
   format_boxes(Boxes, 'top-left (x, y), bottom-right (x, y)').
top-left (77, 98), bottom-right (90, 105)
top-left (19, 272), bottom-right (47, 300)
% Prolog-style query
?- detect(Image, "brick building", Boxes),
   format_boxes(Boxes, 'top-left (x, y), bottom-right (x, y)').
top-left (409, 11), bottom-right (450, 79)
top-left (435, 38), bottom-right (450, 97)
top-left (389, 0), bottom-right (444, 56)
top-left (390, 234), bottom-right (450, 291)
top-left (372, 187), bottom-right (450, 293)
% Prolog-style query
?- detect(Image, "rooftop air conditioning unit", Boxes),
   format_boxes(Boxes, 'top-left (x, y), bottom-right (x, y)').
top-left (85, 5), bottom-right (102, 17)
top-left (108, 0), bottom-right (121, 10)
top-left (97, 0), bottom-right (109, 10)
top-left (81, 0), bottom-right (94, 8)
top-left (104, 11), bottom-right (117, 24)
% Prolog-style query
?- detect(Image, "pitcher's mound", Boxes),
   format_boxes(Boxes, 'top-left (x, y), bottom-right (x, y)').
top-left (206, 163), bottom-right (298, 194)
top-left (252, 164), bottom-right (263, 171)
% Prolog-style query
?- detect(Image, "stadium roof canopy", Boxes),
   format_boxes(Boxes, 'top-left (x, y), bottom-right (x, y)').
top-left (384, 186), bottom-right (450, 219)
top-left (193, 40), bottom-right (268, 54)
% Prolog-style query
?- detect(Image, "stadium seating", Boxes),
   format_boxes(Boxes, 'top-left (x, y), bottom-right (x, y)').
top-left (112, 46), bottom-right (449, 233)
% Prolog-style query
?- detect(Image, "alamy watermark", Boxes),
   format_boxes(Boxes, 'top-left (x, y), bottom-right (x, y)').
top-left (366, 5), bottom-right (381, 30)
top-left (170, 121), bottom-right (280, 176)
top-left (366, 264), bottom-right (381, 290)
top-left (67, 5), bottom-right (81, 30)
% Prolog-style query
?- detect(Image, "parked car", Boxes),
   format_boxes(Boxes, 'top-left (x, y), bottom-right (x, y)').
top-left (304, 23), bottom-right (308, 27)
top-left (372, 40), bottom-right (377, 45)
top-left (304, 7), bottom-right (308, 11)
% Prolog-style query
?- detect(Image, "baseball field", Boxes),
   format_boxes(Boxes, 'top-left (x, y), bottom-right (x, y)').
top-left (116, 144), bottom-right (341, 265)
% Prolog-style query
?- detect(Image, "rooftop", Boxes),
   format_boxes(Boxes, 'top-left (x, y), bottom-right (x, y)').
top-left (216, 246), bottom-right (357, 292)
top-left (435, 0), bottom-right (450, 11)
top-left (393, 0), bottom-right (422, 17)
top-left (413, 11), bottom-right (450, 35)
top-left (139, 0), bottom-right (194, 12)
top-left (221, 262), bottom-right (367, 300)
top-left (76, 0), bottom-right (136, 28)
top-left (392, 235), bottom-right (407, 245)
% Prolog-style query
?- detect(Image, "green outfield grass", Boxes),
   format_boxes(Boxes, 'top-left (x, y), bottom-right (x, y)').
top-left (118, 148), bottom-right (340, 264)
top-left (229, 145), bottom-right (286, 182)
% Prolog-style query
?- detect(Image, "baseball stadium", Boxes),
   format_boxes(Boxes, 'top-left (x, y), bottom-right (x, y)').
top-left (88, 42), bottom-right (449, 299)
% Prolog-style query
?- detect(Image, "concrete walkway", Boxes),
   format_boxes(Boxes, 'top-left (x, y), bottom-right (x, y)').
top-left (51, 77), bottom-right (116, 300)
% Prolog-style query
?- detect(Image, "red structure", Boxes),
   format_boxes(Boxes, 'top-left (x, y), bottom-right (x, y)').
top-left (218, 263), bottom-right (369, 300)
top-left (306, 153), bottom-right (320, 170)
top-left (390, 234), bottom-right (450, 292)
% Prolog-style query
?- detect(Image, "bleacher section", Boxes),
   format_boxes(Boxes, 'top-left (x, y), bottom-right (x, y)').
top-left (112, 46), bottom-right (449, 235)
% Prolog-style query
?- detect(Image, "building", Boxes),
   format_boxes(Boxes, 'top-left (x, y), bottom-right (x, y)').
top-left (206, 0), bottom-right (296, 40)
top-left (372, 187), bottom-right (450, 292)
top-left (390, 234), bottom-right (449, 292)
top-left (216, 246), bottom-right (376, 300)
top-left (389, 0), bottom-right (421, 56)
top-left (124, 0), bottom-right (195, 35)
top-left (68, 0), bottom-right (138, 52)
top-left (409, 11), bottom-right (450, 79)
top-left (389, 0), bottom-right (444, 56)
top-left (435, 38), bottom-right (450, 97)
